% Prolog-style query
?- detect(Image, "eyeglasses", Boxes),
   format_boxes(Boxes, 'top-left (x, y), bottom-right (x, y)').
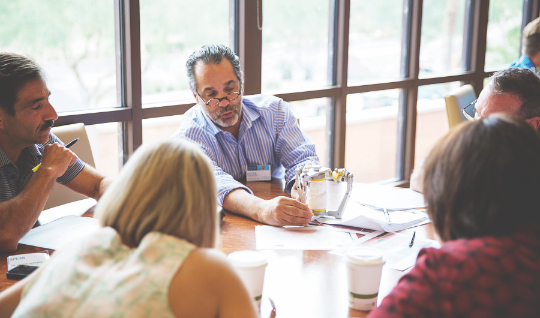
top-left (462, 99), bottom-right (477, 121)
top-left (197, 91), bottom-right (242, 107)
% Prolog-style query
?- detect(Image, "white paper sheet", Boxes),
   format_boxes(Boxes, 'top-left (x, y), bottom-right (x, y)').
top-left (19, 215), bottom-right (100, 250)
top-left (321, 201), bottom-right (430, 232)
top-left (330, 232), bottom-right (440, 271)
top-left (38, 198), bottom-right (96, 225)
top-left (255, 225), bottom-right (380, 250)
top-left (350, 183), bottom-right (426, 211)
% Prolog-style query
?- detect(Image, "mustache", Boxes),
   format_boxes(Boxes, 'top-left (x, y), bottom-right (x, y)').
top-left (40, 120), bottom-right (55, 131)
top-left (219, 104), bottom-right (239, 115)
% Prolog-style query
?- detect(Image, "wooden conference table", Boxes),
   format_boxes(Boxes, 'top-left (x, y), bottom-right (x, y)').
top-left (0, 179), bottom-right (434, 318)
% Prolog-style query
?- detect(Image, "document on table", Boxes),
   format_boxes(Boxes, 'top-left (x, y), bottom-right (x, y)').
top-left (255, 225), bottom-right (381, 250)
top-left (7, 252), bottom-right (50, 271)
top-left (321, 201), bottom-right (430, 232)
top-left (38, 198), bottom-right (96, 225)
top-left (330, 232), bottom-right (440, 271)
top-left (350, 183), bottom-right (426, 211)
top-left (19, 215), bottom-right (100, 250)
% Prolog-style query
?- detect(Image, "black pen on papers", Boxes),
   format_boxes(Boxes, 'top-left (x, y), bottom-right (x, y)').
top-left (409, 231), bottom-right (416, 248)
top-left (32, 138), bottom-right (79, 172)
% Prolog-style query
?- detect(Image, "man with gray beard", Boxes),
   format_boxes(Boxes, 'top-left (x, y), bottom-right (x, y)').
top-left (173, 45), bottom-right (318, 226)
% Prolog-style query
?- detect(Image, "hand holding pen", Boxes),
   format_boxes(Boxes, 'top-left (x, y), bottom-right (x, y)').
top-left (32, 138), bottom-right (79, 173)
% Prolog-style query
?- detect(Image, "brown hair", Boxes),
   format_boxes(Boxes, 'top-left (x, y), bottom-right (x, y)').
top-left (522, 17), bottom-right (540, 57)
top-left (0, 52), bottom-right (45, 116)
top-left (422, 114), bottom-right (540, 242)
top-left (95, 139), bottom-right (217, 248)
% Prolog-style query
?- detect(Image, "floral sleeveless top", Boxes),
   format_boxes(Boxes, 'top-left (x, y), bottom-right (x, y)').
top-left (12, 226), bottom-right (195, 317)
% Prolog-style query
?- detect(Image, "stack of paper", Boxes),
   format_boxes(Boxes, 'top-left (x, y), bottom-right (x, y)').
top-left (19, 215), bottom-right (100, 250)
top-left (38, 198), bottom-right (96, 225)
top-left (255, 225), bottom-right (381, 250)
top-left (320, 184), bottom-right (430, 232)
top-left (350, 183), bottom-right (426, 211)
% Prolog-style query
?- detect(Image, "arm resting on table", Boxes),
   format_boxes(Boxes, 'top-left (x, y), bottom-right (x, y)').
top-left (223, 188), bottom-right (311, 226)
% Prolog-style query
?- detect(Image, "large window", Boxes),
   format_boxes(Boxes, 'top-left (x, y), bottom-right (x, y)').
top-left (419, 0), bottom-right (467, 77)
top-left (0, 1), bottom-right (118, 112)
top-left (348, 0), bottom-right (405, 84)
top-left (139, 0), bottom-right (229, 105)
top-left (5, 0), bottom-right (535, 184)
top-left (262, 0), bottom-right (331, 93)
top-left (485, 0), bottom-right (524, 70)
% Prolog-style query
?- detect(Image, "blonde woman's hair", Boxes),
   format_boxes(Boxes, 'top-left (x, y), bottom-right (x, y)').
top-left (95, 139), bottom-right (217, 248)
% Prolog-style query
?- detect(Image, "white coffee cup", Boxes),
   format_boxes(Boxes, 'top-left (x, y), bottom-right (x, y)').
top-left (345, 247), bottom-right (385, 311)
top-left (227, 250), bottom-right (268, 307)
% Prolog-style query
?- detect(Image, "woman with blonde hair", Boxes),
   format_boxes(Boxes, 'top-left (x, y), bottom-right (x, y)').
top-left (0, 139), bottom-right (257, 318)
top-left (369, 114), bottom-right (540, 318)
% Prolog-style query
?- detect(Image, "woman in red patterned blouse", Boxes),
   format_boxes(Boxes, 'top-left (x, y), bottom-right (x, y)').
top-left (369, 114), bottom-right (540, 318)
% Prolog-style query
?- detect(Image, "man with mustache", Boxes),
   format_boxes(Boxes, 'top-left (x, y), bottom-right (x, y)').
top-left (174, 45), bottom-right (317, 226)
top-left (0, 53), bottom-right (112, 251)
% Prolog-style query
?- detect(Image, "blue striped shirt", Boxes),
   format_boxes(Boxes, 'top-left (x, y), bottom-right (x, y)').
top-left (0, 133), bottom-right (85, 203)
top-left (173, 95), bottom-right (320, 205)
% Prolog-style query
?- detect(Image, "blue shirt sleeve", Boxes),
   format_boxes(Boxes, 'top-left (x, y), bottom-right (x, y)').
top-left (174, 131), bottom-right (253, 206)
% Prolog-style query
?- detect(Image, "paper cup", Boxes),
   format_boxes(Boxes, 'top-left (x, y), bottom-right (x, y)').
top-left (345, 247), bottom-right (385, 311)
top-left (327, 180), bottom-right (347, 211)
top-left (228, 251), bottom-right (268, 307)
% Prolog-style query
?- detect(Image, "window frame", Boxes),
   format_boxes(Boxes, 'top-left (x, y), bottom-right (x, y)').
top-left (53, 0), bottom-right (540, 184)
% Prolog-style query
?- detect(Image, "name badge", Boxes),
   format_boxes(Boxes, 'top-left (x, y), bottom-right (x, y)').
top-left (246, 165), bottom-right (271, 181)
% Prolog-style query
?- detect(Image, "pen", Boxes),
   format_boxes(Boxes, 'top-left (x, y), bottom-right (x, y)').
top-left (409, 231), bottom-right (416, 248)
top-left (32, 138), bottom-right (79, 172)
top-left (383, 207), bottom-right (391, 222)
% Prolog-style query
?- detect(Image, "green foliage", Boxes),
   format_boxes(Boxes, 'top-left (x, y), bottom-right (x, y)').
top-left (485, 0), bottom-right (523, 68)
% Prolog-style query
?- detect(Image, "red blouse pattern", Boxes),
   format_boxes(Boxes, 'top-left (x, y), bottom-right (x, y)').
top-left (368, 232), bottom-right (540, 318)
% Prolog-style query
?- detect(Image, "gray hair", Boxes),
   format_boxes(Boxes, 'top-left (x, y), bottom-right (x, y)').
top-left (186, 44), bottom-right (243, 93)
top-left (489, 68), bottom-right (540, 124)
top-left (0, 52), bottom-right (45, 116)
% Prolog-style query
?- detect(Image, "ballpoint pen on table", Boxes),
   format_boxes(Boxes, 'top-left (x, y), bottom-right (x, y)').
top-left (383, 207), bottom-right (391, 222)
top-left (409, 231), bottom-right (416, 248)
top-left (32, 138), bottom-right (79, 172)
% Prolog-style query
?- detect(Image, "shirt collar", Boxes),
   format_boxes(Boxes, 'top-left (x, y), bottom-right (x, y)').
top-left (241, 98), bottom-right (261, 129)
top-left (0, 144), bottom-right (41, 168)
top-left (0, 146), bottom-right (11, 168)
top-left (518, 55), bottom-right (535, 69)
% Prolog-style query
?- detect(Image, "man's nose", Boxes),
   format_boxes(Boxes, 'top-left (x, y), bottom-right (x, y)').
top-left (217, 97), bottom-right (230, 107)
top-left (44, 101), bottom-right (58, 121)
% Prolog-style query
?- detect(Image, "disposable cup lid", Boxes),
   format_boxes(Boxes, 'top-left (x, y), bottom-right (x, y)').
top-left (345, 247), bottom-right (384, 265)
top-left (228, 250), bottom-right (268, 268)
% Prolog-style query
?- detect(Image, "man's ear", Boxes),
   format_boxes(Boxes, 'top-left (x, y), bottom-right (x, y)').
top-left (190, 89), bottom-right (198, 103)
top-left (526, 116), bottom-right (540, 130)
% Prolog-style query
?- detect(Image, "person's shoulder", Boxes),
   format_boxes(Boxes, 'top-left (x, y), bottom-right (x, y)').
top-left (172, 105), bottom-right (208, 137)
top-left (415, 237), bottom-right (506, 281)
top-left (243, 94), bottom-right (284, 110)
top-left (186, 248), bottom-right (231, 270)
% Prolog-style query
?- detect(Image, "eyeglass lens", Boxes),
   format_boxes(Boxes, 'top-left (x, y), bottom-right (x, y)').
top-left (207, 92), bottom-right (240, 106)
top-left (463, 100), bottom-right (476, 120)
